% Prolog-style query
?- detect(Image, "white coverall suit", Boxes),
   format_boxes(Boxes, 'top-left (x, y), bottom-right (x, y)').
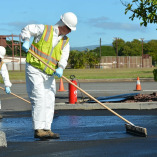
top-left (21, 24), bottom-right (70, 130)
top-left (0, 63), bottom-right (12, 88)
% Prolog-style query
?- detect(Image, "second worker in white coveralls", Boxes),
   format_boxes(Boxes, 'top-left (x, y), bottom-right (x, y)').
top-left (21, 12), bottom-right (77, 139)
top-left (0, 46), bottom-right (12, 94)
top-left (0, 46), bottom-right (12, 119)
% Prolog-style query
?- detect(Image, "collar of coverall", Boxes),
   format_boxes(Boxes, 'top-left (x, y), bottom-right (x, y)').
top-left (53, 25), bottom-right (64, 39)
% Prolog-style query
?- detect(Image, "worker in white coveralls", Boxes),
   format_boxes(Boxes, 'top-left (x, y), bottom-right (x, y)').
top-left (0, 46), bottom-right (12, 94)
top-left (21, 12), bottom-right (77, 139)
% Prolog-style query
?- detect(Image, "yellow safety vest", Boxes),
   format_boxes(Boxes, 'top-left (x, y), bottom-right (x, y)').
top-left (26, 25), bottom-right (69, 75)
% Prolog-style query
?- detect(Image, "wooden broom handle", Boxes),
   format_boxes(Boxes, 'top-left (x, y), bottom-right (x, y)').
top-left (0, 86), bottom-right (31, 104)
top-left (28, 50), bottom-right (133, 125)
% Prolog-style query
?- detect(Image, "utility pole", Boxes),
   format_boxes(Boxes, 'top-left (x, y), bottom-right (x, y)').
top-left (116, 39), bottom-right (118, 68)
top-left (139, 38), bottom-right (144, 68)
top-left (113, 37), bottom-right (119, 68)
top-left (100, 38), bottom-right (101, 68)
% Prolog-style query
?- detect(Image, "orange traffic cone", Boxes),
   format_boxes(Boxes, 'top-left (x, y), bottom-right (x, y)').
top-left (58, 78), bottom-right (66, 92)
top-left (135, 77), bottom-right (142, 91)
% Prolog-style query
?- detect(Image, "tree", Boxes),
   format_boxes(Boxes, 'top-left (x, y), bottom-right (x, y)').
top-left (112, 38), bottom-right (146, 56)
top-left (68, 50), bottom-right (86, 69)
top-left (129, 39), bottom-right (142, 56)
top-left (145, 40), bottom-right (157, 64)
top-left (68, 49), bottom-right (99, 69)
top-left (112, 38), bottom-right (125, 56)
top-left (68, 50), bottom-right (80, 69)
top-left (122, 41), bottom-right (134, 56)
top-left (121, 0), bottom-right (157, 27)
top-left (77, 52), bottom-right (86, 69)
top-left (85, 51), bottom-right (99, 68)
top-left (93, 46), bottom-right (116, 56)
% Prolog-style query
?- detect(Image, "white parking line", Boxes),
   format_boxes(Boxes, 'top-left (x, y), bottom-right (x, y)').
top-left (143, 90), bottom-right (157, 92)
top-left (83, 90), bottom-right (157, 92)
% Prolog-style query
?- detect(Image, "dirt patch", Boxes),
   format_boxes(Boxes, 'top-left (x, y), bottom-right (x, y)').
top-left (83, 93), bottom-right (157, 103)
top-left (124, 92), bottom-right (157, 103)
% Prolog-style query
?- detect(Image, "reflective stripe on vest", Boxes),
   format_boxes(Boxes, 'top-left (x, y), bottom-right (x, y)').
top-left (43, 25), bottom-right (52, 42)
top-left (30, 44), bottom-right (58, 66)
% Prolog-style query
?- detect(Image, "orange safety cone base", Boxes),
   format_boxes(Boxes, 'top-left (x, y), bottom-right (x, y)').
top-left (58, 78), bottom-right (66, 92)
top-left (135, 86), bottom-right (142, 91)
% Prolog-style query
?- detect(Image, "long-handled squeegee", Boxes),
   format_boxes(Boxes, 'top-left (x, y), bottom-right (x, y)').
top-left (28, 49), bottom-right (147, 137)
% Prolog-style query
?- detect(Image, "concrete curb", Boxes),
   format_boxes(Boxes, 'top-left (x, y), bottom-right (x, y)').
top-left (55, 102), bottom-right (157, 110)
top-left (0, 131), bottom-right (7, 147)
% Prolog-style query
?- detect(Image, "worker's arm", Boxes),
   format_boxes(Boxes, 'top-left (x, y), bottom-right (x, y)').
top-left (21, 24), bottom-right (45, 41)
top-left (21, 24), bottom-right (45, 52)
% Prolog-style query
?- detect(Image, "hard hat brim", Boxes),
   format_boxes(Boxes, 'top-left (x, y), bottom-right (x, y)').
top-left (62, 19), bottom-right (76, 31)
top-left (69, 26), bottom-right (76, 31)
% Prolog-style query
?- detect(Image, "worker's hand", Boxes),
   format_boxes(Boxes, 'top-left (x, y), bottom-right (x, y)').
top-left (5, 87), bottom-right (11, 94)
top-left (54, 67), bottom-right (63, 78)
top-left (22, 40), bottom-right (29, 53)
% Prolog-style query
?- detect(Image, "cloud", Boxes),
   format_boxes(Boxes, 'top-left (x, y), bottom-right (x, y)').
top-left (86, 16), bottom-right (146, 32)
top-left (0, 20), bottom-right (39, 30)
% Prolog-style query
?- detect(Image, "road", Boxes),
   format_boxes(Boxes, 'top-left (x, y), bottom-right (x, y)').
top-left (55, 81), bottom-right (157, 103)
top-left (0, 81), bottom-right (156, 101)
top-left (0, 82), bottom-right (157, 157)
top-left (0, 81), bottom-right (156, 106)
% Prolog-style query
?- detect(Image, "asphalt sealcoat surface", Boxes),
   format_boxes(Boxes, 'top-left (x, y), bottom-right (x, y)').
top-left (0, 110), bottom-right (157, 157)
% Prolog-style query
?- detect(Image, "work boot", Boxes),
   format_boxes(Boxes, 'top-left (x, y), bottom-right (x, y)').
top-left (44, 130), bottom-right (60, 139)
top-left (34, 129), bottom-right (49, 139)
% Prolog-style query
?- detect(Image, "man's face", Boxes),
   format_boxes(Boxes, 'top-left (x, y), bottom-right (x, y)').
top-left (59, 25), bottom-right (71, 35)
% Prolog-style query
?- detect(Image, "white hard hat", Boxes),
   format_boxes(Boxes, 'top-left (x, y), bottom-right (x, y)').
top-left (0, 46), bottom-right (6, 59)
top-left (61, 12), bottom-right (77, 31)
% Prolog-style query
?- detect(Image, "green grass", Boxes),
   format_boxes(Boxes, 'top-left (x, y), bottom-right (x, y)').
top-left (5, 68), bottom-right (155, 82)
top-left (63, 68), bottom-right (155, 79)
top-left (9, 71), bottom-right (26, 80)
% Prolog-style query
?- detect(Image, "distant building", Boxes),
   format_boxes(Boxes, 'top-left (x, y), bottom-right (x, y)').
top-left (100, 56), bottom-right (152, 69)
top-left (4, 57), bottom-right (26, 71)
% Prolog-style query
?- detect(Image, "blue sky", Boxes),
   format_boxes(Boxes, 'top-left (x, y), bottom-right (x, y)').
top-left (0, 0), bottom-right (156, 47)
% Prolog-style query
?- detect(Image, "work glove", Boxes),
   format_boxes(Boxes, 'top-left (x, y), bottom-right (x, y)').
top-left (54, 67), bottom-right (63, 78)
top-left (22, 40), bottom-right (29, 53)
top-left (5, 87), bottom-right (11, 94)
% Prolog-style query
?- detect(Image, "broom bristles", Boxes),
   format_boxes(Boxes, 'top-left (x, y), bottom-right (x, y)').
top-left (125, 124), bottom-right (147, 137)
